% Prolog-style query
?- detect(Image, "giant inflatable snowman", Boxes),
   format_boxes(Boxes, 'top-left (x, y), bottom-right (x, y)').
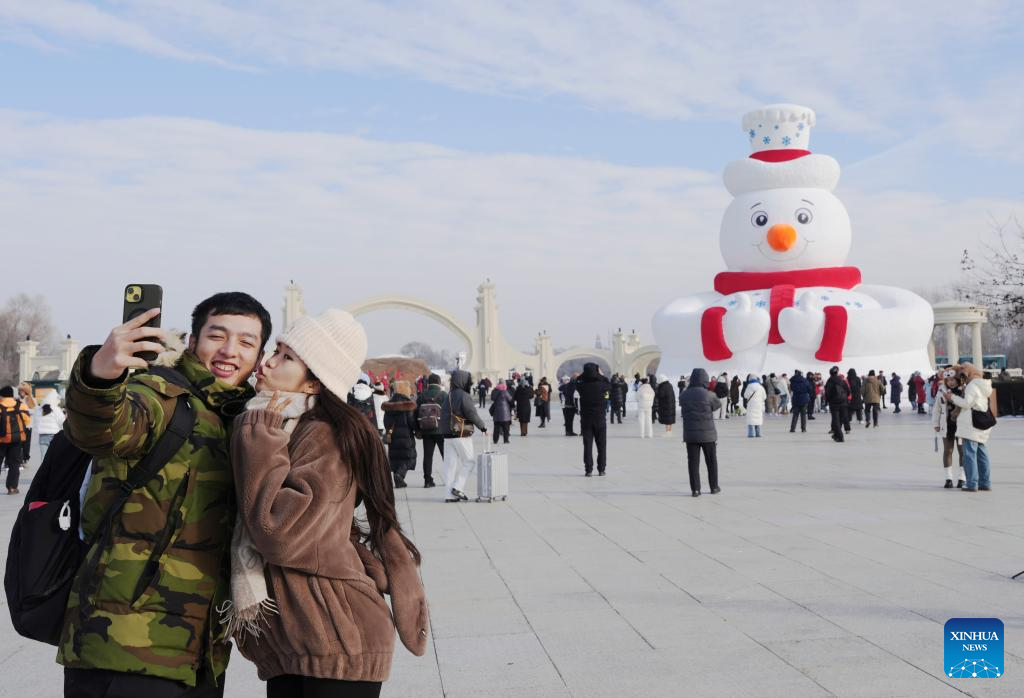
top-left (654, 104), bottom-right (934, 379)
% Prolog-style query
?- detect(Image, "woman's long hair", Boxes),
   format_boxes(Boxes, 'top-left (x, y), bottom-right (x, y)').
top-left (301, 372), bottom-right (421, 566)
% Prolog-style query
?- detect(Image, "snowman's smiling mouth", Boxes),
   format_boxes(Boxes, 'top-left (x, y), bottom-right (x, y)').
top-left (754, 238), bottom-right (814, 262)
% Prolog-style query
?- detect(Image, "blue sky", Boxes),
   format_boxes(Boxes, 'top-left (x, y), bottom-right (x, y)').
top-left (2, 1), bottom-right (1022, 357)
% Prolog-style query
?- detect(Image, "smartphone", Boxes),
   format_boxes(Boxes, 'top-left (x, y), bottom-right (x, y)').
top-left (123, 284), bottom-right (163, 363)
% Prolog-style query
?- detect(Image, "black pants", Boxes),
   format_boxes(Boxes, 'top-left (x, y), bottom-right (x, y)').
top-left (610, 402), bottom-right (623, 423)
top-left (686, 442), bottom-right (718, 493)
top-left (865, 403), bottom-right (879, 426)
top-left (892, 399), bottom-right (901, 413)
top-left (563, 407), bottom-right (576, 434)
top-left (64, 668), bottom-right (223, 698)
top-left (851, 405), bottom-right (864, 422)
top-left (421, 435), bottom-right (444, 481)
top-left (1, 443), bottom-right (23, 490)
top-left (267, 675), bottom-right (381, 698)
top-left (21, 428), bottom-right (31, 462)
top-left (829, 404), bottom-right (847, 441)
top-left (581, 418), bottom-right (607, 474)
top-left (478, 394), bottom-right (486, 408)
top-left (493, 421), bottom-right (511, 443)
top-left (789, 404), bottom-right (807, 432)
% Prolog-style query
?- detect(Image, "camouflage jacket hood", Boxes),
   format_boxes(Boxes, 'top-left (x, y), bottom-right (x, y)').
top-left (58, 347), bottom-right (254, 687)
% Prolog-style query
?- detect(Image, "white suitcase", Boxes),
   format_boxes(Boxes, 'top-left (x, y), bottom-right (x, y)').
top-left (476, 451), bottom-right (509, 502)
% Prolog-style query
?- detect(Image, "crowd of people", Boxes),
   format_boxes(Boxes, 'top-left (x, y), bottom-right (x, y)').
top-left (335, 359), bottom-right (1002, 500)
top-left (2, 290), bottom-right (1005, 698)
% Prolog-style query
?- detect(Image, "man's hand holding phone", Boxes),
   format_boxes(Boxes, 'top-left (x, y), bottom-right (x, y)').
top-left (90, 308), bottom-right (170, 380)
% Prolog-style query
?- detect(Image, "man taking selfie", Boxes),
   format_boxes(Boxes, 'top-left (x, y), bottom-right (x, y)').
top-left (59, 292), bottom-right (271, 698)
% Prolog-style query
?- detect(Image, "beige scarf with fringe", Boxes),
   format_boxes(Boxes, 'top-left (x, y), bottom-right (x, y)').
top-left (219, 391), bottom-right (315, 641)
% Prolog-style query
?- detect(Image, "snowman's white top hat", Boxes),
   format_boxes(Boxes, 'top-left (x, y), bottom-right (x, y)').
top-left (723, 103), bottom-right (840, 195)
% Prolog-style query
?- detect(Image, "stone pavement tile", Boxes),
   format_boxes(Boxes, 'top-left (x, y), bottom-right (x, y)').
top-left (514, 590), bottom-right (610, 616)
top-left (764, 637), bottom-right (965, 698)
top-left (434, 632), bottom-right (568, 697)
top-left (428, 595), bottom-right (531, 639)
top-left (699, 587), bottom-right (854, 644)
top-left (530, 608), bottom-right (654, 659)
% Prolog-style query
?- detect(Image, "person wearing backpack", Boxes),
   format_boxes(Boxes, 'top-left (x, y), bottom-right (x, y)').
top-left (947, 363), bottom-right (995, 492)
top-left (348, 377), bottom-right (377, 426)
top-left (227, 310), bottom-right (427, 697)
top-left (415, 374), bottom-right (446, 488)
top-left (58, 292), bottom-right (271, 697)
top-left (0, 386), bottom-right (31, 494)
top-left (442, 370), bottom-right (487, 502)
top-left (824, 366), bottom-right (851, 442)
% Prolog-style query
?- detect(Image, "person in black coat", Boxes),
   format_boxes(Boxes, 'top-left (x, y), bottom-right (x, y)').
top-left (788, 370), bottom-right (813, 433)
top-left (382, 384), bottom-right (418, 488)
top-left (655, 375), bottom-right (676, 434)
top-left (559, 375), bottom-right (579, 436)
top-left (608, 374), bottom-right (626, 424)
top-left (889, 373), bottom-right (903, 413)
top-left (513, 379), bottom-right (534, 436)
top-left (824, 366), bottom-right (851, 442)
top-left (680, 368), bottom-right (721, 496)
top-left (846, 368), bottom-right (864, 424)
top-left (574, 362), bottom-right (611, 476)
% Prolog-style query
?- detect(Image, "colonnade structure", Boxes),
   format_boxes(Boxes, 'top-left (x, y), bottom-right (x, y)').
top-left (282, 281), bottom-right (661, 382)
top-left (928, 300), bottom-right (988, 368)
top-left (15, 335), bottom-right (80, 383)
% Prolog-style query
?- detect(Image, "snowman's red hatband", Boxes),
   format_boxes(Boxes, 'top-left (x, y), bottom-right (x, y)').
top-left (714, 266), bottom-right (861, 294)
top-left (702, 266), bottom-right (861, 363)
top-left (749, 149), bottom-right (811, 163)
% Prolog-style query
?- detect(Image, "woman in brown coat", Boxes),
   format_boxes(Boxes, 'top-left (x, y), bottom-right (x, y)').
top-left (229, 309), bottom-right (427, 698)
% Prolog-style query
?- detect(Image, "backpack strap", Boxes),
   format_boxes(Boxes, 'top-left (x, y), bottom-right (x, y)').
top-left (86, 394), bottom-right (195, 546)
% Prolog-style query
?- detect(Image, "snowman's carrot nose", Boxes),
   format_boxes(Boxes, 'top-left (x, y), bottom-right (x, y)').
top-left (767, 224), bottom-right (797, 251)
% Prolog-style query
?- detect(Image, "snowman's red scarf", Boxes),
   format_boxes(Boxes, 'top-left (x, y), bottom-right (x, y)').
top-left (702, 266), bottom-right (861, 362)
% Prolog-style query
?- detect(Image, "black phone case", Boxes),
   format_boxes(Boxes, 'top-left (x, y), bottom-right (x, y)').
top-left (122, 284), bottom-right (163, 363)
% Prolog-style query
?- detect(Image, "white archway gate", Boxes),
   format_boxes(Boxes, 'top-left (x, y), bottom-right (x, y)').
top-left (282, 282), bottom-right (660, 381)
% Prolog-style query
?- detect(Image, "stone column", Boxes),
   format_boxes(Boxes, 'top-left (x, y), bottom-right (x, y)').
top-left (60, 336), bottom-right (80, 380)
top-left (16, 340), bottom-right (38, 383)
top-left (282, 282), bottom-right (306, 332)
top-left (944, 323), bottom-right (959, 364)
top-left (971, 322), bottom-right (984, 368)
top-left (927, 337), bottom-right (936, 370)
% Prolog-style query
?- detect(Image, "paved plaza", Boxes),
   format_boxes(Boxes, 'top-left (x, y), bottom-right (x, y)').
top-left (2, 411), bottom-right (1022, 697)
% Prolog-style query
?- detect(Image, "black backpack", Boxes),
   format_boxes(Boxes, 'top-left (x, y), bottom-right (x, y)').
top-left (4, 391), bottom-right (194, 645)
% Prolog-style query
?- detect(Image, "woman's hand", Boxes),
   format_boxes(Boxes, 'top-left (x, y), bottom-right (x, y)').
top-left (266, 391), bottom-right (293, 414)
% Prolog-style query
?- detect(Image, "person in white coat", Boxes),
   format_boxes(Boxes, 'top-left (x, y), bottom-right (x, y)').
top-left (636, 379), bottom-right (655, 439)
top-left (371, 380), bottom-right (388, 435)
top-left (931, 368), bottom-right (964, 488)
top-left (946, 363), bottom-right (995, 492)
top-left (742, 375), bottom-right (767, 438)
top-left (35, 389), bottom-right (65, 456)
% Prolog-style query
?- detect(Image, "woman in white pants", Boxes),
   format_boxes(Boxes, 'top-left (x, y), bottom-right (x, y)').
top-left (442, 369), bottom-right (488, 502)
top-left (636, 378), bottom-right (655, 438)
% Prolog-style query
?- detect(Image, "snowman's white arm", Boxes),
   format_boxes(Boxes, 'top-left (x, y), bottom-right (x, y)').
top-left (842, 285), bottom-right (934, 356)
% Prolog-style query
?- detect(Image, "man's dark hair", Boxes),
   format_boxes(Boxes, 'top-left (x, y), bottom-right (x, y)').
top-left (191, 292), bottom-right (273, 348)
top-left (0, 386), bottom-right (14, 398)
top-left (427, 373), bottom-right (441, 385)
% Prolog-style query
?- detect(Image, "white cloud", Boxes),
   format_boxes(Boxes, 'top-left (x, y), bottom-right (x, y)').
top-left (0, 0), bottom-right (245, 68)
top-left (6, 1), bottom-right (1024, 145)
top-left (1, 111), bottom-right (1018, 356)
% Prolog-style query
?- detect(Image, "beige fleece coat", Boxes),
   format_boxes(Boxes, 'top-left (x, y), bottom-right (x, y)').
top-left (231, 409), bottom-right (428, 682)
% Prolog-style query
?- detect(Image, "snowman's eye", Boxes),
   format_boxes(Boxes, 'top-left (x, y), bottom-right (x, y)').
top-left (751, 211), bottom-right (769, 227)
top-left (795, 208), bottom-right (813, 225)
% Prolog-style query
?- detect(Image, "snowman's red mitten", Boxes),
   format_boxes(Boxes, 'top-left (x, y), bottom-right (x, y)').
top-left (701, 307), bottom-right (731, 360)
top-left (814, 305), bottom-right (848, 362)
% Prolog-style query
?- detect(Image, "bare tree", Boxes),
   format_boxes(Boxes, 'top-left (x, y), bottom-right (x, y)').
top-left (961, 215), bottom-right (1024, 326)
top-left (398, 341), bottom-right (455, 370)
top-left (0, 294), bottom-right (57, 386)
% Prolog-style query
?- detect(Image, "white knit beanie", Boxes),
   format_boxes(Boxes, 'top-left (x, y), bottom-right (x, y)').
top-left (278, 309), bottom-right (367, 400)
